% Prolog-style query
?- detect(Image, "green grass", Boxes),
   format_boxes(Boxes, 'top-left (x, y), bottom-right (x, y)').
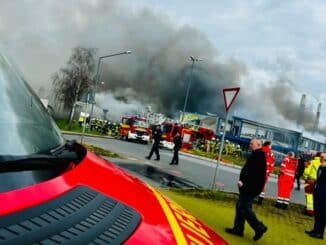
top-left (82, 143), bottom-right (121, 158)
top-left (188, 149), bottom-right (246, 166)
top-left (55, 119), bottom-right (103, 136)
top-left (160, 189), bottom-right (323, 245)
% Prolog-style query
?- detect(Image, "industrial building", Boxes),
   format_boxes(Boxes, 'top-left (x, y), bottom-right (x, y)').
top-left (217, 116), bottom-right (325, 157)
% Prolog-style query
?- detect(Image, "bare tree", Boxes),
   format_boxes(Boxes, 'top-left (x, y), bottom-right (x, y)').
top-left (52, 47), bottom-right (96, 122)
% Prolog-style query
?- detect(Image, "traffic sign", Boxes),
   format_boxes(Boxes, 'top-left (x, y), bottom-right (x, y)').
top-left (223, 87), bottom-right (240, 112)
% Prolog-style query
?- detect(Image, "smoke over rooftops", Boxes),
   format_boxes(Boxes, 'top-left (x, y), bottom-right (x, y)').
top-left (0, 0), bottom-right (324, 136)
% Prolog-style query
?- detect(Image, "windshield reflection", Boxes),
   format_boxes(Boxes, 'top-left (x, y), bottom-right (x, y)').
top-left (0, 54), bottom-right (64, 156)
top-left (134, 120), bottom-right (149, 128)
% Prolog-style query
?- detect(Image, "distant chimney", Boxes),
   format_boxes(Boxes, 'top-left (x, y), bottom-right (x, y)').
top-left (313, 103), bottom-right (322, 134)
top-left (297, 94), bottom-right (306, 127)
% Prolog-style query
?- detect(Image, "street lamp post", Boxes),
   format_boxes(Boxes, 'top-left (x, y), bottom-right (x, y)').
top-left (89, 50), bottom-right (132, 120)
top-left (181, 56), bottom-right (202, 122)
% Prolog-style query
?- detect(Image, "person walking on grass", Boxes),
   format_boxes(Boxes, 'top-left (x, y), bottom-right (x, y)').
top-left (295, 152), bottom-right (305, 190)
top-left (303, 152), bottom-right (321, 216)
top-left (274, 152), bottom-right (298, 209)
top-left (225, 138), bottom-right (268, 241)
top-left (305, 152), bottom-right (326, 240)
top-left (258, 141), bottom-right (275, 205)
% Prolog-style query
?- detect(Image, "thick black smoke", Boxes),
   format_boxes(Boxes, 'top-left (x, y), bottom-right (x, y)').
top-left (0, 0), bottom-right (324, 136)
top-left (100, 53), bottom-right (246, 118)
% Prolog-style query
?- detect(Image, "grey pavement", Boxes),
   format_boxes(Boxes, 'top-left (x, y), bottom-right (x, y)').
top-left (63, 133), bottom-right (306, 205)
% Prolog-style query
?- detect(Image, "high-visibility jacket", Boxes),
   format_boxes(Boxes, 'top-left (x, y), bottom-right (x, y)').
top-left (276, 156), bottom-right (298, 205)
top-left (259, 146), bottom-right (275, 197)
top-left (280, 156), bottom-right (297, 177)
top-left (303, 157), bottom-right (321, 181)
top-left (262, 146), bottom-right (275, 174)
top-left (303, 156), bottom-right (321, 213)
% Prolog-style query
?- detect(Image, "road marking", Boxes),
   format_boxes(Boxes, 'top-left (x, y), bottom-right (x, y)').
top-left (169, 170), bottom-right (182, 176)
top-left (126, 157), bottom-right (138, 161)
top-left (147, 186), bottom-right (215, 245)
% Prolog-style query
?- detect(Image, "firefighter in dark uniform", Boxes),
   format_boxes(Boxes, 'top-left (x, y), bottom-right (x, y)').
top-left (169, 131), bottom-right (182, 165)
top-left (146, 125), bottom-right (162, 161)
top-left (305, 153), bottom-right (326, 240)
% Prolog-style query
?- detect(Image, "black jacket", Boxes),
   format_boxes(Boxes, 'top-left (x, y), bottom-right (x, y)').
top-left (152, 128), bottom-right (162, 144)
top-left (296, 157), bottom-right (305, 176)
top-left (314, 166), bottom-right (326, 196)
top-left (173, 135), bottom-right (182, 151)
top-left (239, 148), bottom-right (267, 196)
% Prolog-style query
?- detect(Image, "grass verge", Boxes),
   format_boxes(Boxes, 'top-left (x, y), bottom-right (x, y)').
top-left (160, 188), bottom-right (323, 245)
top-left (83, 143), bottom-right (121, 158)
top-left (187, 149), bottom-right (246, 167)
top-left (56, 119), bottom-right (104, 136)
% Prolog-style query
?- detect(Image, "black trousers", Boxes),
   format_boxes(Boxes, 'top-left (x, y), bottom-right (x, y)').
top-left (313, 190), bottom-right (326, 236)
top-left (233, 191), bottom-right (265, 233)
top-left (170, 149), bottom-right (180, 164)
top-left (295, 174), bottom-right (302, 189)
top-left (148, 143), bottom-right (160, 160)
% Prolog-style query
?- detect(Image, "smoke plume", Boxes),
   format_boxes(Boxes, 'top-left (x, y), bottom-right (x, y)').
top-left (0, 0), bottom-right (324, 136)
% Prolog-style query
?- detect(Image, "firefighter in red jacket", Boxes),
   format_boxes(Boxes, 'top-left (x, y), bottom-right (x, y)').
top-left (258, 141), bottom-right (275, 205)
top-left (274, 152), bottom-right (298, 209)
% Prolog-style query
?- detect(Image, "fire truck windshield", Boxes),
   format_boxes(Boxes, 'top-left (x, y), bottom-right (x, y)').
top-left (0, 53), bottom-right (65, 157)
top-left (162, 125), bottom-right (172, 133)
top-left (134, 120), bottom-right (149, 128)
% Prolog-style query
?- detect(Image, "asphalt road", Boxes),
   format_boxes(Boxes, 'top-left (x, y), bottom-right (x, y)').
top-left (63, 134), bottom-right (306, 205)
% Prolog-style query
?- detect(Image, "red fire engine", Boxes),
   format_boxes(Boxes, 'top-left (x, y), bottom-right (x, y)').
top-left (161, 122), bottom-right (182, 149)
top-left (119, 116), bottom-right (151, 144)
top-left (161, 122), bottom-right (215, 150)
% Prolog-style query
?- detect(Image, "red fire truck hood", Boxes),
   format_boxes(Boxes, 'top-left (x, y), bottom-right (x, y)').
top-left (0, 151), bottom-right (227, 245)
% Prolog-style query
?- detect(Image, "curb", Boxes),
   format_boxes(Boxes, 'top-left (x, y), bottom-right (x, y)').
top-left (178, 151), bottom-right (281, 179)
top-left (179, 151), bottom-right (242, 170)
top-left (61, 131), bottom-right (114, 139)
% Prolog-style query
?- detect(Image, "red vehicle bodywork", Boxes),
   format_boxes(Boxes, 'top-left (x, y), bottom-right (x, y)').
top-left (161, 123), bottom-right (216, 150)
top-left (198, 127), bottom-right (215, 141)
top-left (161, 122), bottom-right (182, 142)
top-left (0, 151), bottom-right (227, 244)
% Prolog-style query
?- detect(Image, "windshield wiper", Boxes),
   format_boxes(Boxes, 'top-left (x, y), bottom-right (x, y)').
top-left (0, 141), bottom-right (82, 173)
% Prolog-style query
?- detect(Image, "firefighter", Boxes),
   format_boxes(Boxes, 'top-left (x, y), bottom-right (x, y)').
top-left (102, 121), bottom-right (109, 135)
top-left (303, 152), bottom-right (321, 216)
top-left (90, 118), bottom-right (96, 130)
top-left (235, 144), bottom-right (242, 158)
top-left (274, 152), bottom-right (298, 209)
top-left (146, 125), bottom-right (162, 161)
top-left (113, 123), bottom-right (119, 137)
top-left (198, 138), bottom-right (205, 151)
top-left (78, 114), bottom-right (84, 126)
top-left (169, 131), bottom-right (182, 165)
top-left (258, 141), bottom-right (275, 205)
top-left (210, 138), bottom-right (217, 154)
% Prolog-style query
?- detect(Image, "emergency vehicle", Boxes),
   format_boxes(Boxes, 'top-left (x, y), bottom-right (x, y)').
top-left (119, 116), bottom-right (151, 144)
top-left (161, 122), bottom-right (215, 150)
top-left (0, 53), bottom-right (227, 244)
top-left (161, 122), bottom-right (182, 149)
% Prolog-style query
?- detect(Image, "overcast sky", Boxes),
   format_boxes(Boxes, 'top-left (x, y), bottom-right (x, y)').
top-left (117, 0), bottom-right (326, 134)
top-left (0, 0), bottom-right (325, 136)
top-left (123, 0), bottom-right (326, 101)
